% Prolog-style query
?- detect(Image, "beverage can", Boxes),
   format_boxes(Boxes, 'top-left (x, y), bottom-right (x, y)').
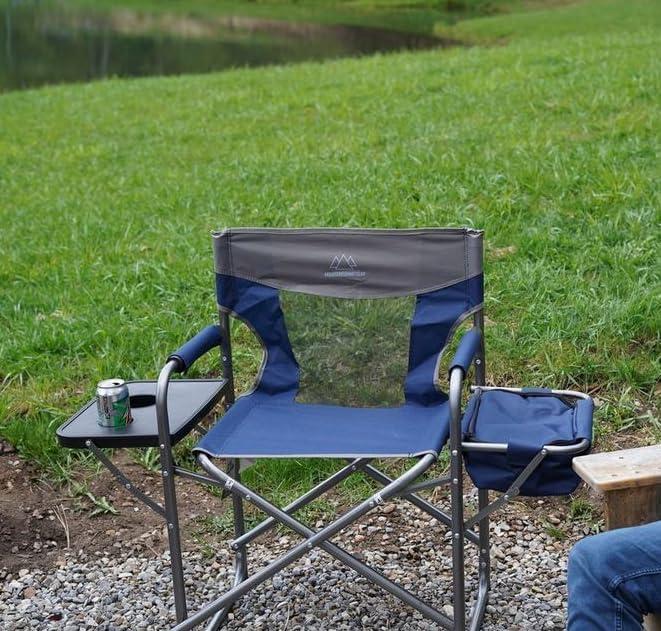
top-left (96, 379), bottom-right (132, 428)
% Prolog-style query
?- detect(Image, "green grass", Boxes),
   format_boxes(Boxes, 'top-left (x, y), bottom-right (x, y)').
top-left (0, 0), bottom-right (659, 489)
top-left (544, 524), bottom-right (567, 541)
top-left (440, 0), bottom-right (661, 40)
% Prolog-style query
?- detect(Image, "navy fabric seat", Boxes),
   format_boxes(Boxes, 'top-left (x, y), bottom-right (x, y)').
top-left (462, 388), bottom-right (593, 496)
top-left (196, 393), bottom-right (450, 458)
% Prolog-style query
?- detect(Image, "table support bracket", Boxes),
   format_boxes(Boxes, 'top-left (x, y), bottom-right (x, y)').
top-left (86, 440), bottom-right (166, 518)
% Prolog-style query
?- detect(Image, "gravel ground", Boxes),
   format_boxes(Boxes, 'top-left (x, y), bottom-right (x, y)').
top-left (0, 496), bottom-right (590, 630)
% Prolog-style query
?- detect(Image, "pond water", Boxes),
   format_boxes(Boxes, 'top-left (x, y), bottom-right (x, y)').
top-left (0, 1), bottom-right (449, 92)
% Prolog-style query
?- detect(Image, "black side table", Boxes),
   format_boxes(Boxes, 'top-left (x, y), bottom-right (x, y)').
top-left (56, 378), bottom-right (229, 525)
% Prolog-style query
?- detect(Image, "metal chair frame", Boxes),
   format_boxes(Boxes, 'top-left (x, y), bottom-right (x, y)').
top-left (143, 309), bottom-right (589, 630)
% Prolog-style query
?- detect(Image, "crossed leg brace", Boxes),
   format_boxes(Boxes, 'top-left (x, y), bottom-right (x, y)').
top-left (170, 451), bottom-right (503, 631)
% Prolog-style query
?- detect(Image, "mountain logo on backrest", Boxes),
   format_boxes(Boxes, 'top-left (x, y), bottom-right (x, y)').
top-left (325, 253), bottom-right (366, 278)
top-left (329, 254), bottom-right (357, 270)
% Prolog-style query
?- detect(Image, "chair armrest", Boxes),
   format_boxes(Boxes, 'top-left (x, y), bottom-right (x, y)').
top-left (154, 325), bottom-right (223, 461)
top-left (448, 327), bottom-right (482, 377)
top-left (167, 324), bottom-right (223, 373)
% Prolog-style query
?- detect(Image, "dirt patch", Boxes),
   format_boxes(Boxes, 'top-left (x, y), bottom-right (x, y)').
top-left (0, 451), bottom-right (230, 573)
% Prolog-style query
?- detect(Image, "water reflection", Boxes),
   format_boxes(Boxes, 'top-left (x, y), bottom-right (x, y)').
top-left (0, 1), bottom-right (452, 92)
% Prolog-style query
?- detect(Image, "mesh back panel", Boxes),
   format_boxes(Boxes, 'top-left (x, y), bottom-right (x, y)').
top-left (280, 293), bottom-right (414, 407)
top-left (213, 228), bottom-right (484, 407)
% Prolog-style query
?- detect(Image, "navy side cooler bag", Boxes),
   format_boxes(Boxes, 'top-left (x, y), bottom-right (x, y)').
top-left (462, 387), bottom-right (594, 496)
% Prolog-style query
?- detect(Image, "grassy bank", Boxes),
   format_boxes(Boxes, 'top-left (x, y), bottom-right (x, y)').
top-left (60, 0), bottom-right (577, 34)
top-left (45, 0), bottom-right (462, 35)
top-left (0, 0), bottom-right (659, 494)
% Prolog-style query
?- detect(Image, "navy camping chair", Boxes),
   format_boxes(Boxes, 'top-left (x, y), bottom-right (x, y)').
top-left (147, 228), bottom-right (593, 630)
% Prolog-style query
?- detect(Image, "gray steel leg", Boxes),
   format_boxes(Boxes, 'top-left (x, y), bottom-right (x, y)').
top-left (478, 489), bottom-right (490, 592)
top-left (469, 309), bottom-right (489, 631)
top-left (230, 459), bottom-right (249, 579)
top-left (469, 488), bottom-right (490, 631)
top-left (205, 459), bottom-right (248, 631)
top-left (450, 367), bottom-right (466, 630)
top-left (156, 360), bottom-right (188, 623)
top-left (204, 311), bottom-right (241, 631)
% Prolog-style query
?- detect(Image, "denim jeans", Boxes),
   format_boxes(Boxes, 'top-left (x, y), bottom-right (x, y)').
top-left (567, 520), bottom-right (661, 630)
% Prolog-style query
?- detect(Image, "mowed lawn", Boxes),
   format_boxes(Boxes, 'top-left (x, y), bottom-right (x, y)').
top-left (0, 0), bottom-right (659, 480)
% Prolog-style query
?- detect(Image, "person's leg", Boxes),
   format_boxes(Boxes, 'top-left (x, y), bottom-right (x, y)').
top-left (567, 520), bottom-right (661, 630)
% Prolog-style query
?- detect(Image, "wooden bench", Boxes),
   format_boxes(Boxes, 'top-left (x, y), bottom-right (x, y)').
top-left (573, 445), bottom-right (661, 630)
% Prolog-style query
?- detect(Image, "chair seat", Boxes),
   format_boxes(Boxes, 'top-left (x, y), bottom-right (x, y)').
top-left (194, 393), bottom-right (449, 459)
